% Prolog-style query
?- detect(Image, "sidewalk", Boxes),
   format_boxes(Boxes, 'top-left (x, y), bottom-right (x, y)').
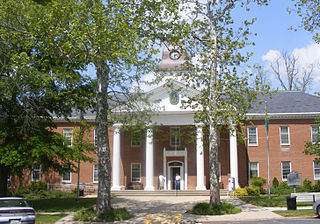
top-left (55, 195), bottom-right (284, 223)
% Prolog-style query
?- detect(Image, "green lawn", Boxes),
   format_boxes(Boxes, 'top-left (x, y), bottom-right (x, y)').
top-left (36, 214), bottom-right (68, 224)
top-left (27, 198), bottom-right (97, 212)
top-left (239, 195), bottom-right (314, 207)
top-left (273, 209), bottom-right (316, 217)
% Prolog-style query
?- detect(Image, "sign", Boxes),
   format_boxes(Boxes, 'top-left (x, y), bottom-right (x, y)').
top-left (169, 92), bottom-right (179, 105)
top-left (287, 172), bottom-right (301, 186)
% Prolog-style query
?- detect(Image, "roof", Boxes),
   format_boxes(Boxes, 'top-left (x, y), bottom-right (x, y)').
top-left (249, 91), bottom-right (320, 115)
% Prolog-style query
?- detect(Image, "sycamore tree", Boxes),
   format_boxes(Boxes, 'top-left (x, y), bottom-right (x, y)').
top-left (67, 0), bottom-right (182, 214)
top-left (0, 0), bottom-right (95, 196)
top-left (171, 0), bottom-right (270, 204)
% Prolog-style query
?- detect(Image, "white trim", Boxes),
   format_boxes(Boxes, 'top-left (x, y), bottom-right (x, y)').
top-left (311, 126), bottom-right (319, 144)
top-left (248, 162), bottom-right (259, 179)
top-left (31, 164), bottom-right (41, 182)
top-left (247, 127), bottom-right (258, 146)
top-left (62, 165), bottom-right (72, 183)
top-left (93, 164), bottom-right (98, 183)
top-left (279, 126), bottom-right (290, 146)
top-left (281, 161), bottom-right (291, 181)
top-left (314, 161), bottom-right (320, 180)
top-left (131, 163), bottom-right (141, 182)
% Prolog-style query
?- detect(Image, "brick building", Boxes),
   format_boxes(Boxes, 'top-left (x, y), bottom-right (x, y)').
top-left (11, 48), bottom-right (320, 192)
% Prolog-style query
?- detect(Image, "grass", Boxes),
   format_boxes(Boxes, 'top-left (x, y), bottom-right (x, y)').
top-left (36, 214), bottom-right (68, 224)
top-left (239, 195), bottom-right (314, 207)
top-left (73, 207), bottom-right (132, 222)
top-left (273, 209), bottom-right (316, 217)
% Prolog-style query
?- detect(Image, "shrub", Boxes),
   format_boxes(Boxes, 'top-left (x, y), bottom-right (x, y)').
top-left (249, 176), bottom-right (266, 190)
top-left (27, 181), bottom-right (48, 192)
top-left (278, 181), bottom-right (289, 189)
top-left (272, 177), bottom-right (279, 188)
top-left (14, 187), bottom-right (29, 197)
top-left (73, 207), bottom-right (132, 222)
top-left (313, 180), bottom-right (320, 192)
top-left (245, 186), bottom-right (260, 196)
top-left (303, 179), bottom-right (312, 191)
top-left (236, 187), bottom-right (248, 196)
top-left (188, 202), bottom-right (241, 215)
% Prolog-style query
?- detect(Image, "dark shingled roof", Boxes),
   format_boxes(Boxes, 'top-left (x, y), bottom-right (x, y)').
top-left (249, 91), bottom-right (320, 114)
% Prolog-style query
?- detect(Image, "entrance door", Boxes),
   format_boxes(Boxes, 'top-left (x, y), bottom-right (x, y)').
top-left (172, 167), bottom-right (180, 190)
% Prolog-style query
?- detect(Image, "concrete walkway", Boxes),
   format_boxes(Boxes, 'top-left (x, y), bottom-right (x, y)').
top-left (54, 195), bottom-right (284, 223)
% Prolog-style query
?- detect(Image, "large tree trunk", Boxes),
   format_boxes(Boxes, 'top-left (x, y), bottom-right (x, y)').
top-left (207, 1), bottom-right (220, 205)
top-left (0, 164), bottom-right (9, 197)
top-left (95, 60), bottom-right (112, 214)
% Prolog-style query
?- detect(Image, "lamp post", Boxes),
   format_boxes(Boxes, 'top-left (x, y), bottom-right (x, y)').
top-left (265, 101), bottom-right (270, 200)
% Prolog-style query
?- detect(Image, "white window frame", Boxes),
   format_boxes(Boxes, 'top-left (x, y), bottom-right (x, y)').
top-left (93, 164), bottom-right (98, 183)
top-left (248, 127), bottom-right (258, 146)
top-left (62, 164), bottom-right (72, 183)
top-left (311, 126), bottom-right (320, 144)
top-left (314, 161), bottom-right (320, 180)
top-left (131, 163), bottom-right (141, 182)
top-left (281, 161), bottom-right (291, 181)
top-left (170, 127), bottom-right (180, 147)
top-left (249, 162), bottom-right (259, 179)
top-left (279, 126), bottom-right (290, 145)
top-left (31, 164), bottom-right (41, 182)
top-left (63, 128), bottom-right (73, 147)
top-left (94, 129), bottom-right (97, 146)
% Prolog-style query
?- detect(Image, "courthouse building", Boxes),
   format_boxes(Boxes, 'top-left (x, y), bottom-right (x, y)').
top-left (13, 47), bottom-right (320, 192)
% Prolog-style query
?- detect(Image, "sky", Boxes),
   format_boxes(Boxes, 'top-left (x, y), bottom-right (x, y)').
top-left (85, 0), bottom-right (319, 94)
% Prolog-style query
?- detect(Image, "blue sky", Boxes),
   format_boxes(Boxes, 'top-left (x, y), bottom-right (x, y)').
top-left (85, 1), bottom-right (319, 93)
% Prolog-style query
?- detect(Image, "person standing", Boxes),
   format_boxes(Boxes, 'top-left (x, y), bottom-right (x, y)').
top-left (159, 174), bottom-right (165, 190)
top-left (175, 173), bottom-right (181, 190)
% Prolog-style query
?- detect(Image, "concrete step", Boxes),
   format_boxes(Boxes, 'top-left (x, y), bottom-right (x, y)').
top-left (111, 189), bottom-right (229, 197)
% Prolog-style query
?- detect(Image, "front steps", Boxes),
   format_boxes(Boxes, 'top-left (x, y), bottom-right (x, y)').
top-left (110, 189), bottom-right (228, 197)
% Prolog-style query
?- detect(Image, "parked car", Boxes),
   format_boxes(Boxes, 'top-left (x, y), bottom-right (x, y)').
top-left (313, 199), bottom-right (320, 216)
top-left (0, 197), bottom-right (35, 224)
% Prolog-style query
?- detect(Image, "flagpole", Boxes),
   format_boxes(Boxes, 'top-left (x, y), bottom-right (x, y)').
top-left (265, 101), bottom-right (271, 200)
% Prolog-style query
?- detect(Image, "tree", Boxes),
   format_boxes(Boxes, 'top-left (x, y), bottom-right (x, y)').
top-left (172, 0), bottom-right (270, 204)
top-left (0, 0), bottom-right (95, 196)
top-left (67, 0), bottom-right (181, 214)
top-left (268, 50), bottom-right (314, 92)
top-left (304, 118), bottom-right (320, 161)
top-left (292, 0), bottom-right (320, 43)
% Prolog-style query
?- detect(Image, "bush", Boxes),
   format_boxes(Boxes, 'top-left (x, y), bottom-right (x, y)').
top-left (14, 187), bottom-right (29, 197)
top-left (278, 181), bottom-right (289, 189)
top-left (188, 202), bottom-right (241, 215)
top-left (303, 179), bottom-right (312, 191)
top-left (245, 186), bottom-right (260, 196)
top-left (236, 187), bottom-right (248, 196)
top-left (313, 180), bottom-right (320, 192)
top-left (73, 207), bottom-right (132, 222)
top-left (272, 177), bottom-right (279, 188)
top-left (27, 181), bottom-right (48, 192)
top-left (249, 176), bottom-right (266, 190)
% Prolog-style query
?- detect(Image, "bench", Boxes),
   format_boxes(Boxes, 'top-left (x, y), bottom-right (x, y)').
top-left (291, 192), bottom-right (320, 202)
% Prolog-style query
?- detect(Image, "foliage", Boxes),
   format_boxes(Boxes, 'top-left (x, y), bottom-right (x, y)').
top-left (236, 187), bottom-right (248, 196)
top-left (272, 177), bottom-right (279, 188)
top-left (249, 176), bottom-right (266, 190)
top-left (278, 181), bottom-right (290, 189)
top-left (291, 0), bottom-right (320, 43)
top-left (313, 180), bottom-right (320, 192)
top-left (73, 207), bottom-right (132, 222)
top-left (187, 202), bottom-right (241, 215)
top-left (35, 214), bottom-right (68, 224)
top-left (27, 181), bottom-right (48, 192)
top-left (239, 195), bottom-right (314, 207)
top-left (303, 179), bottom-right (313, 191)
top-left (0, 0), bottom-right (95, 196)
top-left (245, 186), bottom-right (260, 196)
top-left (304, 118), bottom-right (320, 161)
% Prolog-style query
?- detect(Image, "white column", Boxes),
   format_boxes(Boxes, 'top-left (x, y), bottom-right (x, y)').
top-left (229, 124), bottom-right (239, 189)
top-left (144, 128), bottom-right (155, 190)
top-left (163, 148), bottom-right (167, 190)
top-left (196, 125), bottom-right (206, 190)
top-left (111, 124), bottom-right (122, 191)
top-left (184, 147), bottom-right (188, 190)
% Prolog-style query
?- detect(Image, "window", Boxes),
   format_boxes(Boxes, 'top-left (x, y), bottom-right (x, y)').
top-left (312, 126), bottom-right (320, 144)
top-left (248, 127), bottom-right (258, 146)
top-left (31, 164), bottom-right (41, 182)
top-left (170, 127), bottom-right (180, 147)
top-left (280, 126), bottom-right (290, 145)
top-left (131, 163), bottom-right (141, 182)
top-left (93, 164), bottom-right (98, 182)
top-left (131, 130), bottom-right (141, 147)
top-left (314, 161), bottom-right (320, 180)
top-left (63, 129), bottom-right (73, 147)
top-left (249, 162), bottom-right (259, 179)
top-left (62, 164), bottom-right (71, 183)
top-left (94, 129), bottom-right (97, 146)
top-left (281, 161), bottom-right (291, 181)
